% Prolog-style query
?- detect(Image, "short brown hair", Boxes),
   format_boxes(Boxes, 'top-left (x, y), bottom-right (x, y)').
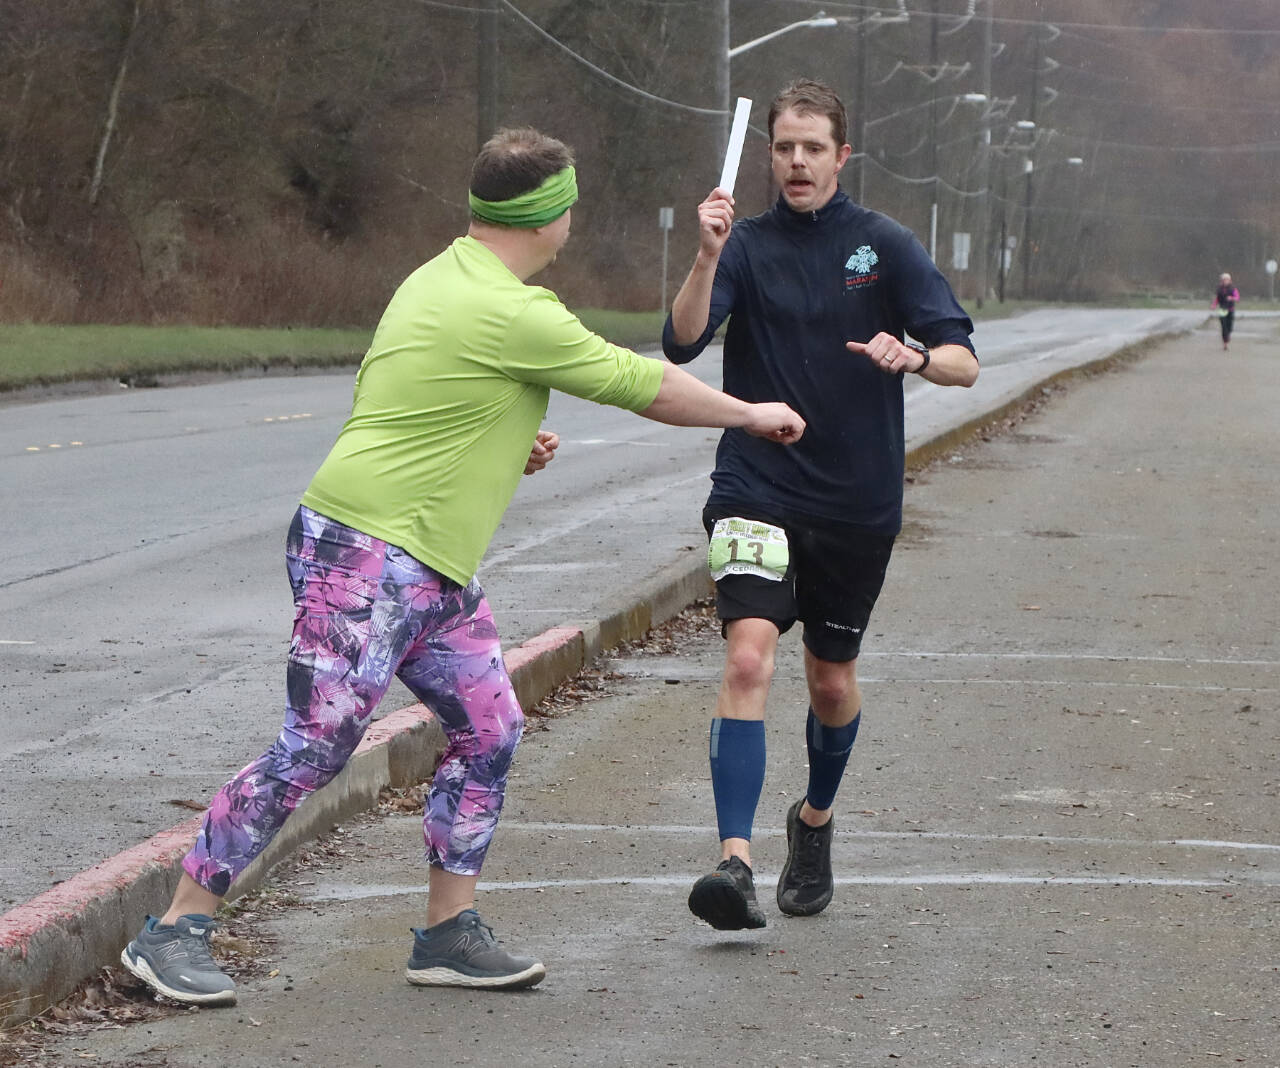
top-left (768, 80), bottom-right (848, 148)
top-left (469, 128), bottom-right (575, 205)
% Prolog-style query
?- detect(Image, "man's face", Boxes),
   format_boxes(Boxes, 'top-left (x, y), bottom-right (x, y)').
top-left (770, 108), bottom-right (851, 213)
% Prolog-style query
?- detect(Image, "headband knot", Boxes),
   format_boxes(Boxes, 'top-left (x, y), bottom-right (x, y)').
top-left (469, 166), bottom-right (578, 227)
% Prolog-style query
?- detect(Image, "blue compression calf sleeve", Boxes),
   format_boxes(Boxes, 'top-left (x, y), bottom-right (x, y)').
top-left (805, 707), bottom-right (860, 811)
top-left (708, 717), bottom-right (766, 841)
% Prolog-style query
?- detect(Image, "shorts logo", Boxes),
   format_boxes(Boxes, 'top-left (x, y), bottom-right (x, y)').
top-left (824, 621), bottom-right (862, 634)
top-left (844, 244), bottom-right (880, 291)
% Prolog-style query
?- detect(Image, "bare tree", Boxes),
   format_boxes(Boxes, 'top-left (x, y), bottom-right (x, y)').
top-left (89, 0), bottom-right (144, 206)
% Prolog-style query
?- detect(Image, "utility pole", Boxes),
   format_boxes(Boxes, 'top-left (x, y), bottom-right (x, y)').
top-left (477, 0), bottom-right (499, 153)
top-left (976, 0), bottom-right (993, 306)
top-left (717, 0), bottom-right (731, 164)
top-left (854, 17), bottom-right (868, 203)
top-left (928, 0), bottom-right (940, 260)
top-left (998, 164), bottom-right (1008, 302)
top-left (1021, 31), bottom-right (1041, 299)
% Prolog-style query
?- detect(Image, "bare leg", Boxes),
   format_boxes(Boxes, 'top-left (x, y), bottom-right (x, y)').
top-left (160, 872), bottom-right (224, 926)
top-left (427, 866), bottom-right (481, 927)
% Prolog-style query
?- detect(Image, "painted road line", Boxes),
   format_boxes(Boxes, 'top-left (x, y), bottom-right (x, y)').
top-left (299, 872), bottom-right (1242, 903)
top-left (861, 651), bottom-right (1280, 668)
top-left (498, 821), bottom-right (1280, 853)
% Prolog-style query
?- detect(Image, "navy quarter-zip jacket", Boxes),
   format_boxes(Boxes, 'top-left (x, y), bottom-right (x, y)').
top-left (662, 189), bottom-right (976, 535)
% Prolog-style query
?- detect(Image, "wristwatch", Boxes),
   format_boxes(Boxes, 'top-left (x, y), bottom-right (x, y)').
top-left (906, 343), bottom-right (931, 374)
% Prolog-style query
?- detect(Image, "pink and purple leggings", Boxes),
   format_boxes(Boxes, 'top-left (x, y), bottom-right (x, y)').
top-left (184, 506), bottom-right (524, 897)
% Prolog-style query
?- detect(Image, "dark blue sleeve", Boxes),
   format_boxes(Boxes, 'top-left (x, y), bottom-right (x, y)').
top-left (661, 234), bottom-right (743, 365)
top-left (887, 229), bottom-right (977, 357)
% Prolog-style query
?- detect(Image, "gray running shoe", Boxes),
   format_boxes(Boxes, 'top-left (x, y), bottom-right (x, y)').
top-left (688, 856), bottom-right (767, 930)
top-left (777, 798), bottom-right (835, 916)
top-left (406, 910), bottom-right (545, 990)
top-left (120, 914), bottom-right (237, 1006)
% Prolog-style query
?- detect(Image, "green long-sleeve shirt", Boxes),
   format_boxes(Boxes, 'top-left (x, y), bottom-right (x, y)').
top-left (302, 235), bottom-right (664, 585)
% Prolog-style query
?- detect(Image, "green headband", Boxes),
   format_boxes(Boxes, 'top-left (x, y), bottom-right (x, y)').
top-left (469, 166), bottom-right (578, 227)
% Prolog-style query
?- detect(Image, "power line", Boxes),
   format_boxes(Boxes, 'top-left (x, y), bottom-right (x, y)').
top-left (1050, 132), bottom-right (1280, 155)
top-left (500, 0), bottom-right (725, 117)
top-left (856, 152), bottom-right (986, 197)
top-left (1032, 83), bottom-right (1280, 119)
top-left (986, 192), bottom-right (1260, 226)
top-left (768, 0), bottom-right (1280, 36)
top-left (406, 0), bottom-right (493, 13)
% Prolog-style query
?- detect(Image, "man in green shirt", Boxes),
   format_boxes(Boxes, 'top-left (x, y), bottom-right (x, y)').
top-left (120, 127), bottom-right (805, 1006)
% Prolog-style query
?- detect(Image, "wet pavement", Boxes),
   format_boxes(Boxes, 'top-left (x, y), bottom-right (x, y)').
top-left (19, 318), bottom-right (1280, 1066)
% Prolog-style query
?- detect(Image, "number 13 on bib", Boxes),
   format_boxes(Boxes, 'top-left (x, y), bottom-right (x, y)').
top-left (708, 517), bottom-right (790, 583)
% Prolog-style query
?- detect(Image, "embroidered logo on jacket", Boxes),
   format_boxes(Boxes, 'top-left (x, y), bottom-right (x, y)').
top-left (844, 244), bottom-right (880, 290)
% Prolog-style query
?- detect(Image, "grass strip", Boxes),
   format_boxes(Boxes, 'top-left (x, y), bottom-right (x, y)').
top-left (2, 302), bottom-right (1189, 393)
top-left (0, 312), bottom-right (672, 392)
top-left (0, 324), bottom-right (374, 391)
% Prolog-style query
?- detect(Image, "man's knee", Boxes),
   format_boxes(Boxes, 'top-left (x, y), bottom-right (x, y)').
top-left (722, 621), bottom-right (779, 693)
top-left (807, 659), bottom-right (859, 717)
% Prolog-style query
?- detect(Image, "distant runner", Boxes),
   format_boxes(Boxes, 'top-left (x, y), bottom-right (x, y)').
top-left (1212, 272), bottom-right (1239, 351)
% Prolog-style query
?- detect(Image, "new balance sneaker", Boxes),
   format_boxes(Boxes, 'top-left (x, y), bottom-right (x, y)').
top-left (406, 910), bottom-right (545, 990)
top-left (688, 856), bottom-right (767, 930)
top-left (119, 914), bottom-right (237, 1006)
top-left (776, 798), bottom-right (835, 916)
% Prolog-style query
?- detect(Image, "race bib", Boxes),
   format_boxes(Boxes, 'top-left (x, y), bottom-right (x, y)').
top-left (708, 517), bottom-right (789, 582)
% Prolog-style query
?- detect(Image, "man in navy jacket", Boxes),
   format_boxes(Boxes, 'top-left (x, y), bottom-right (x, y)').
top-left (664, 79), bottom-right (979, 929)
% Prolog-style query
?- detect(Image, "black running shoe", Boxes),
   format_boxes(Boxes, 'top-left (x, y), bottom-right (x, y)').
top-left (406, 910), bottom-right (545, 990)
top-left (777, 798), bottom-right (835, 916)
top-left (688, 856), bottom-right (767, 930)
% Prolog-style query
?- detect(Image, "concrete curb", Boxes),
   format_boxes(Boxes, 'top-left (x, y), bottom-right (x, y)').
top-left (0, 557), bottom-right (710, 1030)
top-left (1, 332), bottom-right (1171, 1029)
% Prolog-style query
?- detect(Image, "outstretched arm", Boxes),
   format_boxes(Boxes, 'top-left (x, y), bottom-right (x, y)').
top-left (639, 361), bottom-right (805, 443)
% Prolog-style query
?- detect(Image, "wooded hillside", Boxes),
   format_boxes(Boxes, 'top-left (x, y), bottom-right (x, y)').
top-left (1, 1), bottom-right (1276, 325)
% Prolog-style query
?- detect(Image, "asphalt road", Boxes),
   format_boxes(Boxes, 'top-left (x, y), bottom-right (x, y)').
top-left (23, 318), bottom-right (1279, 1067)
top-left (0, 308), bottom-right (1200, 909)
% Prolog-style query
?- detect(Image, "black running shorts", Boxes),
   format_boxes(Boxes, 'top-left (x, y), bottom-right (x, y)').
top-left (702, 502), bottom-right (895, 663)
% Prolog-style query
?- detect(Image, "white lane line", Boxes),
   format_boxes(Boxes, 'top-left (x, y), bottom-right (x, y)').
top-left (485, 873), bottom-right (1238, 890)
top-left (868, 677), bottom-right (1277, 694)
top-left (0, 640), bottom-right (36, 645)
top-left (500, 821), bottom-right (1280, 854)
top-left (481, 471), bottom-right (707, 569)
top-left (504, 563), bottom-right (599, 573)
top-left (568, 439), bottom-right (667, 447)
top-left (300, 872), bottom-right (1239, 902)
top-left (606, 669), bottom-right (1276, 695)
top-left (862, 651), bottom-right (1280, 668)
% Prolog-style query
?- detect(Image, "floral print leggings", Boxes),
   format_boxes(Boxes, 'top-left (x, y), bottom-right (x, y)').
top-left (184, 506), bottom-right (524, 897)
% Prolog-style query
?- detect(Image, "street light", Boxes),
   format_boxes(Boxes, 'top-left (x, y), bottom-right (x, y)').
top-left (727, 12), bottom-right (838, 58)
top-left (718, 7), bottom-right (839, 157)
